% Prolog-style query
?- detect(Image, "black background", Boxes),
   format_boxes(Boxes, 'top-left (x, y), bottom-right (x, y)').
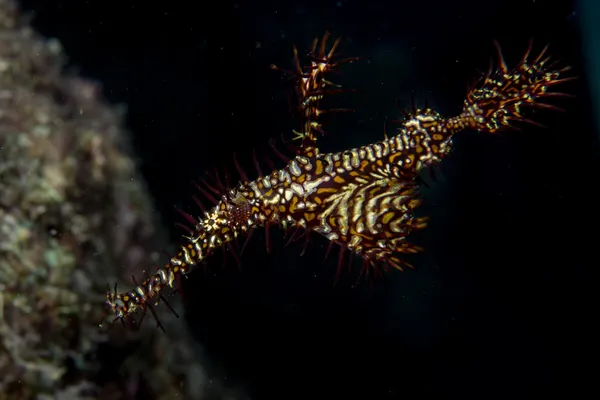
top-left (17, 0), bottom-right (594, 399)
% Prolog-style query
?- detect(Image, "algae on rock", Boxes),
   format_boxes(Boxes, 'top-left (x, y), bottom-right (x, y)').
top-left (0, 0), bottom-right (242, 398)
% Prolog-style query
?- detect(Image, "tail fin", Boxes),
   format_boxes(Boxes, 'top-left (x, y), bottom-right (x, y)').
top-left (460, 40), bottom-right (574, 133)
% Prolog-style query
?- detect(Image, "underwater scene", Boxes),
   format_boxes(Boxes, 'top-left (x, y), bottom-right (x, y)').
top-left (0, 0), bottom-right (594, 399)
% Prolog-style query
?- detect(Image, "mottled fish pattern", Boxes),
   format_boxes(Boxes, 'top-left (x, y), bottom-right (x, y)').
top-left (101, 33), bottom-right (571, 331)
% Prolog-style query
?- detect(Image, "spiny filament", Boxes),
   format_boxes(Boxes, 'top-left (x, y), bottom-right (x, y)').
top-left (100, 33), bottom-right (571, 331)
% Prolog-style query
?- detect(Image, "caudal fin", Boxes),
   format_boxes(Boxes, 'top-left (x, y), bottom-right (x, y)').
top-left (460, 40), bottom-right (574, 133)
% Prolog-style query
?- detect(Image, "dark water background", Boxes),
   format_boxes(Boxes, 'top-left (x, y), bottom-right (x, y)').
top-left (17, 0), bottom-right (593, 398)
